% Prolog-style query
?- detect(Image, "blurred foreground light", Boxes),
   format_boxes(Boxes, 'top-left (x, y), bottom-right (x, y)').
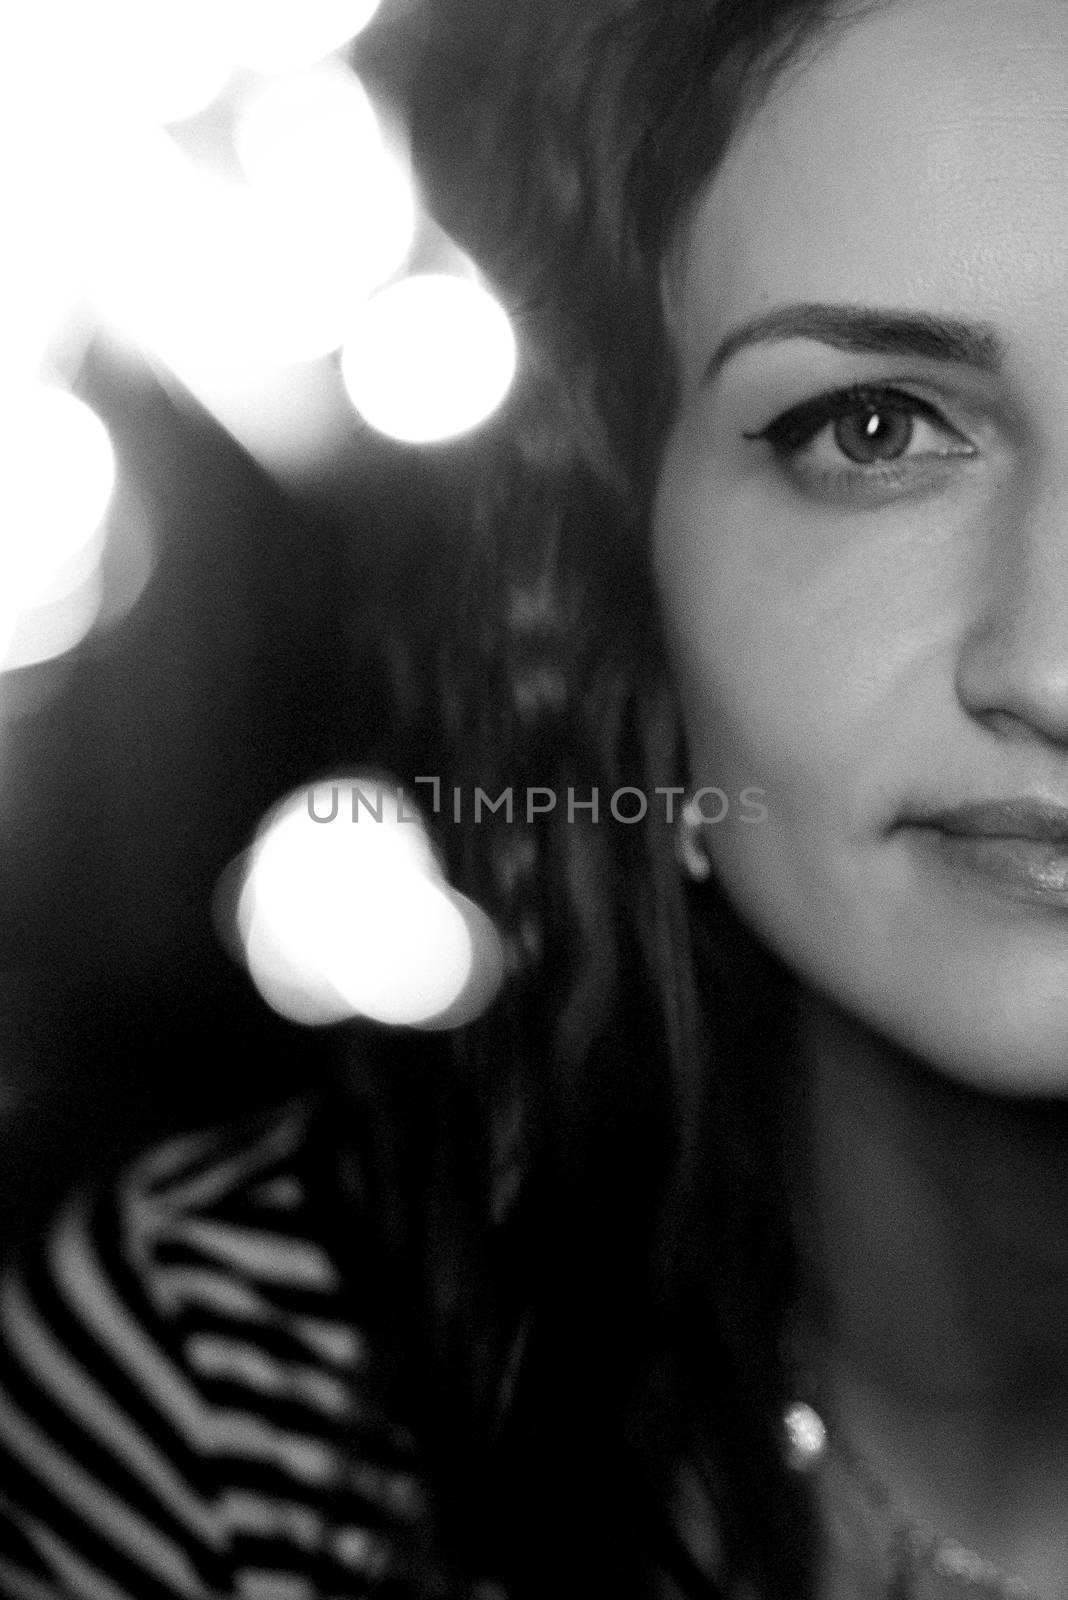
top-left (94, 126), bottom-right (415, 371)
top-left (340, 275), bottom-right (517, 443)
top-left (234, 64), bottom-right (416, 307)
top-left (0, 385), bottom-right (115, 668)
top-left (1, 254), bottom-right (82, 386)
top-left (234, 63), bottom-right (381, 197)
top-left (93, 0), bottom-right (231, 124)
top-left (231, 779), bottom-right (504, 1028)
top-left (3, 575), bottom-right (105, 674)
top-left (224, 0), bottom-right (382, 74)
top-left (0, 35), bottom-right (105, 379)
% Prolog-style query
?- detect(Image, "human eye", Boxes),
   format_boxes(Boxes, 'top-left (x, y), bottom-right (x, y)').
top-left (744, 383), bottom-right (978, 502)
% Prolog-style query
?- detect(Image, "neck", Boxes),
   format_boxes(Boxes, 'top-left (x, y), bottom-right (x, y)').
top-left (799, 991), bottom-right (1068, 1401)
top-left (796, 992), bottom-right (1068, 1591)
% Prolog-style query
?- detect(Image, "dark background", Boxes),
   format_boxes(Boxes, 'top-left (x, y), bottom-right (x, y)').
top-left (0, 336), bottom-right (442, 1254)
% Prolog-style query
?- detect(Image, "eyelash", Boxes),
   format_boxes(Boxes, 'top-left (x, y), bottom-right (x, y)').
top-left (744, 382), bottom-right (976, 495)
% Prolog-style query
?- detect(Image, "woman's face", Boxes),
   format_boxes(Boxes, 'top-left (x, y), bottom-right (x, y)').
top-left (653, 0), bottom-right (1068, 1092)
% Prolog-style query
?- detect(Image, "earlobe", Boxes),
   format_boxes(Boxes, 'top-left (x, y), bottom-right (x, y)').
top-left (676, 793), bottom-right (715, 882)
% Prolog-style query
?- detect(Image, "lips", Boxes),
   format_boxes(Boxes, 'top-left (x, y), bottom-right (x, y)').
top-left (906, 799), bottom-right (1068, 844)
top-left (901, 800), bottom-right (1068, 907)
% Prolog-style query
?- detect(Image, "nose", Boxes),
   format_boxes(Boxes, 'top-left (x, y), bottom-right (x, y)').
top-left (955, 470), bottom-right (1068, 746)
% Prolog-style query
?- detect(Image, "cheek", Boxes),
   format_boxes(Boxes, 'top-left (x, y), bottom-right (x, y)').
top-left (654, 459), bottom-right (879, 829)
top-left (652, 430), bottom-right (970, 839)
top-left (652, 478), bottom-right (886, 1002)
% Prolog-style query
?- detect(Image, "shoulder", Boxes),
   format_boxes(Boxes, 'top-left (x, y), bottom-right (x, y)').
top-left (115, 1096), bottom-right (354, 1334)
top-left (0, 1096), bottom-right (424, 1598)
top-left (14, 1096), bottom-right (362, 1405)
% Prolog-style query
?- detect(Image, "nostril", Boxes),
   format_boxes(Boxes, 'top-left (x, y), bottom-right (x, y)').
top-left (955, 597), bottom-right (1068, 748)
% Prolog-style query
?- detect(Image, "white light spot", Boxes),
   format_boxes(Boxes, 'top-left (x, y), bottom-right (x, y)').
top-left (91, 0), bottom-right (231, 124)
top-left (95, 486), bottom-right (158, 636)
top-left (340, 275), bottom-right (517, 443)
top-left (0, 253), bottom-right (82, 387)
top-left (0, 29), bottom-right (106, 379)
top-left (782, 1401), bottom-right (827, 1472)
top-left (235, 66), bottom-right (416, 309)
top-left (94, 125), bottom-right (414, 372)
top-left (223, 0), bottom-right (382, 75)
top-left (234, 64), bottom-right (381, 197)
top-left (233, 779), bottom-right (504, 1028)
top-left (0, 385), bottom-right (115, 668)
top-left (3, 573), bottom-right (105, 673)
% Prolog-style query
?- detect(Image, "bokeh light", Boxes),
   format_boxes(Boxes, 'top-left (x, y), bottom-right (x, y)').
top-left (233, 780), bottom-right (504, 1028)
top-left (1, 22), bottom-right (103, 381)
top-left (234, 63), bottom-right (416, 317)
top-left (234, 63), bottom-right (381, 196)
top-left (90, 0), bottom-right (232, 124)
top-left (1, 251), bottom-right (83, 390)
top-left (94, 99), bottom-right (415, 375)
top-left (36, 0), bottom-right (376, 125)
top-left (94, 485), bottom-right (158, 639)
top-left (340, 275), bottom-right (518, 443)
top-left (223, 0), bottom-right (383, 75)
top-left (4, 1), bottom-right (518, 493)
top-left (4, 576), bottom-right (106, 676)
top-left (0, 385), bottom-right (116, 668)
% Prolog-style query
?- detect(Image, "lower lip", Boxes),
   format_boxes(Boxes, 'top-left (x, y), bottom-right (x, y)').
top-left (908, 827), bottom-right (1068, 909)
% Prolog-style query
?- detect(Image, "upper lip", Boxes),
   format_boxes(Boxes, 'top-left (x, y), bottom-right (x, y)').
top-left (904, 799), bottom-right (1068, 842)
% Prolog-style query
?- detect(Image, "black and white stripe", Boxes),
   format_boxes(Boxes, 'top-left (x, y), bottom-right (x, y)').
top-left (0, 1101), bottom-right (423, 1599)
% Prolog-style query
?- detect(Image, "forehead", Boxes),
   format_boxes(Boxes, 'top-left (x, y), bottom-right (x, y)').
top-left (670, 0), bottom-right (1068, 377)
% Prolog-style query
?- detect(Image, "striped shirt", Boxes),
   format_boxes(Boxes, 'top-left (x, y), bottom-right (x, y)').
top-left (0, 1098), bottom-right (427, 1600)
top-left (1, 1096), bottom-right (1032, 1600)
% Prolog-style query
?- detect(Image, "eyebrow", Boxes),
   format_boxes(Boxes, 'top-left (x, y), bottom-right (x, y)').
top-left (706, 304), bottom-right (1005, 386)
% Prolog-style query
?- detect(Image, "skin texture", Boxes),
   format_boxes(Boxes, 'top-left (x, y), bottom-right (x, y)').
top-left (653, 1), bottom-right (1068, 1589)
top-left (656, 0), bottom-right (1068, 1094)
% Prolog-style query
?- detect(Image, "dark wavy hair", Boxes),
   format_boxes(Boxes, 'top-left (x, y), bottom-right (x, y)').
top-left (342, 3), bottom-right (850, 1597)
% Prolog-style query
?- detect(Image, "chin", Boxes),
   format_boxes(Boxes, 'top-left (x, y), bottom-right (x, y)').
top-left (884, 986), bottom-right (1068, 1100)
